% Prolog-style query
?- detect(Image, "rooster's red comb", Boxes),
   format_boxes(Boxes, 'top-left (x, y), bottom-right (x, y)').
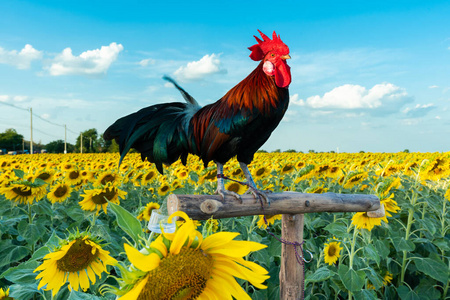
top-left (248, 30), bottom-right (289, 61)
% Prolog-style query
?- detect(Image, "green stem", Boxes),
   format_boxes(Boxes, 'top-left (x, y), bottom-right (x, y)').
top-left (28, 203), bottom-right (35, 254)
top-left (443, 260), bottom-right (449, 299)
top-left (400, 191), bottom-right (417, 284)
top-left (348, 226), bottom-right (359, 300)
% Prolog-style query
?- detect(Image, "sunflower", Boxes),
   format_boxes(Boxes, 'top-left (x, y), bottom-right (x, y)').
top-left (113, 211), bottom-right (269, 299)
top-left (380, 194), bottom-right (400, 218)
top-left (0, 180), bottom-right (47, 204)
top-left (80, 169), bottom-right (94, 182)
top-left (34, 234), bottom-right (117, 296)
top-left (444, 187), bottom-right (450, 202)
top-left (257, 215), bottom-right (282, 229)
top-left (47, 182), bottom-right (73, 203)
top-left (60, 162), bottom-right (74, 172)
top-left (253, 166), bottom-right (270, 181)
top-left (351, 212), bottom-right (382, 231)
top-left (33, 169), bottom-right (55, 184)
top-left (157, 183), bottom-right (171, 196)
top-left (95, 171), bottom-right (122, 187)
top-left (65, 169), bottom-right (83, 186)
top-left (0, 287), bottom-right (13, 300)
top-left (323, 241), bottom-right (342, 265)
top-left (280, 163), bottom-right (295, 175)
top-left (79, 183), bottom-right (127, 215)
top-left (175, 167), bottom-right (189, 181)
top-left (141, 170), bottom-right (157, 185)
top-left (204, 219), bottom-right (219, 233)
top-left (383, 271), bottom-right (393, 285)
top-left (343, 171), bottom-right (368, 189)
top-left (137, 202), bottom-right (161, 222)
top-left (225, 181), bottom-right (247, 195)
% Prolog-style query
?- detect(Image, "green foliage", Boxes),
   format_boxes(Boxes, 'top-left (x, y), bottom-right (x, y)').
top-left (0, 128), bottom-right (24, 151)
top-left (45, 139), bottom-right (75, 153)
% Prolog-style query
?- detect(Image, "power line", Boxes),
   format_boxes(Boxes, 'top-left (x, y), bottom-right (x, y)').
top-left (0, 101), bottom-right (78, 136)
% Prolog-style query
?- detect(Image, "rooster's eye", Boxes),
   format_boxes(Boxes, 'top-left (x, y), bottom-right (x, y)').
top-left (271, 53), bottom-right (275, 57)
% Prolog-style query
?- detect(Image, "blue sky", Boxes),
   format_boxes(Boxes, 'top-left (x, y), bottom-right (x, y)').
top-left (1, 0), bottom-right (449, 152)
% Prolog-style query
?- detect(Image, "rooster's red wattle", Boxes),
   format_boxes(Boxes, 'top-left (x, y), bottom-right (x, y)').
top-left (104, 30), bottom-right (291, 202)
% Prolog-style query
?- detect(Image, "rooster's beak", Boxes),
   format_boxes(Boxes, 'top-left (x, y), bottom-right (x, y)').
top-left (281, 54), bottom-right (291, 60)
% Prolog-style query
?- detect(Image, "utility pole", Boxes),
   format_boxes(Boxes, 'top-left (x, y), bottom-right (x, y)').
top-left (64, 125), bottom-right (67, 154)
top-left (80, 132), bottom-right (83, 154)
top-left (30, 108), bottom-right (33, 154)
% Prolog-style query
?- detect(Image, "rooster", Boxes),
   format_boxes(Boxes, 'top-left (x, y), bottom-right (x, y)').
top-left (104, 30), bottom-right (291, 203)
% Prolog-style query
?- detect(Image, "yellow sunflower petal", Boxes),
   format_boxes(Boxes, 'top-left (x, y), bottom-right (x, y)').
top-left (206, 240), bottom-right (267, 257)
top-left (213, 260), bottom-right (268, 289)
top-left (78, 269), bottom-right (90, 291)
top-left (209, 271), bottom-right (250, 300)
top-left (201, 232), bottom-right (240, 250)
top-left (118, 274), bottom-right (149, 300)
top-left (68, 272), bottom-right (79, 291)
top-left (150, 236), bottom-right (168, 257)
top-left (169, 220), bottom-right (196, 255)
top-left (124, 243), bottom-right (161, 272)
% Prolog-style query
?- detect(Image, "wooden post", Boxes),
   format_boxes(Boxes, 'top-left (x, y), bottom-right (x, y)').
top-left (166, 191), bottom-right (382, 299)
top-left (280, 213), bottom-right (304, 300)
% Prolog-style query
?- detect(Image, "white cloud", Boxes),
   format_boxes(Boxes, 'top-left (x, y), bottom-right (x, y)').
top-left (402, 103), bottom-right (435, 118)
top-left (293, 83), bottom-right (409, 111)
top-left (139, 58), bottom-right (155, 67)
top-left (48, 42), bottom-right (123, 76)
top-left (13, 95), bottom-right (28, 102)
top-left (0, 44), bottom-right (42, 69)
top-left (174, 54), bottom-right (226, 81)
top-left (0, 95), bottom-right (8, 102)
top-left (429, 85), bottom-right (439, 89)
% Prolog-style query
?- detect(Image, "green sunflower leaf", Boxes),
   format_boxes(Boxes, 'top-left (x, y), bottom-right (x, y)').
top-left (0, 240), bottom-right (30, 268)
top-left (0, 260), bottom-right (39, 284)
top-left (307, 266), bottom-right (335, 283)
top-left (412, 256), bottom-right (449, 284)
top-left (108, 202), bottom-right (143, 245)
top-left (397, 285), bottom-right (420, 300)
top-left (13, 168), bottom-right (25, 179)
top-left (338, 265), bottom-right (365, 292)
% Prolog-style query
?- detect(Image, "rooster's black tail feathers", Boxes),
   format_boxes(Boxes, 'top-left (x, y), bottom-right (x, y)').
top-left (103, 76), bottom-right (200, 173)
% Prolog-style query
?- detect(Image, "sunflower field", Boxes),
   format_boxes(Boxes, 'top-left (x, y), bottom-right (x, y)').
top-left (0, 152), bottom-right (449, 299)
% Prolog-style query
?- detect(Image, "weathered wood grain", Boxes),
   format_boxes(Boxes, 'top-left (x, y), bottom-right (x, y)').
top-left (167, 192), bottom-right (381, 220)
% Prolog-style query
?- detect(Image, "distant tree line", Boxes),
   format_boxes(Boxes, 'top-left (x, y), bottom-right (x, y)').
top-left (0, 128), bottom-right (120, 154)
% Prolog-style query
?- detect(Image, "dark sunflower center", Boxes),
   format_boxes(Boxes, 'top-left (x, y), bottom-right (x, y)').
top-left (37, 172), bottom-right (51, 181)
top-left (232, 169), bottom-right (242, 176)
top-left (56, 239), bottom-right (98, 272)
top-left (328, 245), bottom-right (336, 256)
top-left (145, 172), bottom-right (155, 181)
top-left (349, 175), bottom-right (363, 183)
top-left (282, 165), bottom-right (293, 173)
top-left (92, 188), bottom-right (117, 204)
top-left (12, 186), bottom-right (32, 196)
top-left (204, 170), bottom-right (217, 180)
top-left (160, 186), bottom-right (169, 193)
top-left (226, 183), bottom-right (240, 193)
top-left (256, 168), bottom-right (266, 176)
top-left (69, 171), bottom-right (80, 180)
top-left (138, 247), bottom-right (213, 300)
top-left (54, 185), bottom-right (69, 198)
top-left (101, 174), bottom-right (115, 185)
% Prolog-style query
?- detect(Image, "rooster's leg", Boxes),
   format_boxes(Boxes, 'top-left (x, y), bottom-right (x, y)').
top-left (239, 162), bottom-right (271, 205)
top-left (215, 162), bottom-right (242, 203)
